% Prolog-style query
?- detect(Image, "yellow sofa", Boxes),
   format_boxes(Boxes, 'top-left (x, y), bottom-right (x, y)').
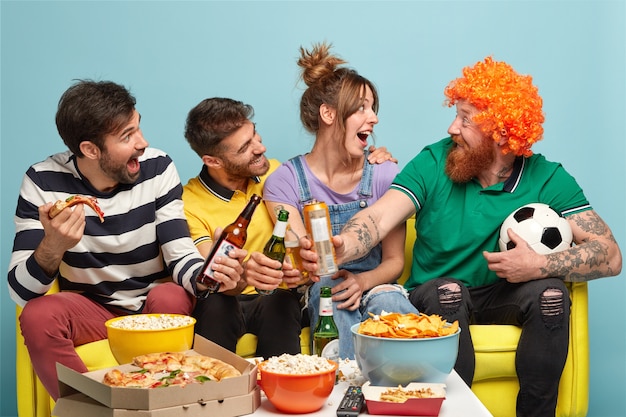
top-left (16, 217), bottom-right (588, 417)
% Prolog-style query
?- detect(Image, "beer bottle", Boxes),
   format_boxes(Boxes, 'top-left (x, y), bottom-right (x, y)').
top-left (196, 194), bottom-right (261, 297)
top-left (313, 286), bottom-right (339, 361)
top-left (285, 227), bottom-right (309, 283)
top-left (257, 209), bottom-right (290, 295)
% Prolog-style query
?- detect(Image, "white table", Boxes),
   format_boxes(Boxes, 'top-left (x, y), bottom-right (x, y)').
top-left (254, 367), bottom-right (494, 416)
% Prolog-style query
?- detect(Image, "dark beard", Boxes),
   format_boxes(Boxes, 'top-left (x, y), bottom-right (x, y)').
top-left (444, 136), bottom-right (495, 183)
top-left (99, 152), bottom-right (140, 185)
top-left (222, 155), bottom-right (270, 179)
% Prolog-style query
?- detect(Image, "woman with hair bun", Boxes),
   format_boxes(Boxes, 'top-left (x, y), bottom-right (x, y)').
top-left (264, 42), bottom-right (418, 360)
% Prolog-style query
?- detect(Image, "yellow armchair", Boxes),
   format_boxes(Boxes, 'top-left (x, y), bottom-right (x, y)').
top-left (470, 282), bottom-right (588, 417)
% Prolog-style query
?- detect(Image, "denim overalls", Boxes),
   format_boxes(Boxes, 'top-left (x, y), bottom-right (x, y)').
top-left (291, 153), bottom-right (415, 359)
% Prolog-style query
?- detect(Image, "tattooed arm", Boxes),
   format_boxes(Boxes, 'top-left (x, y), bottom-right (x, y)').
top-left (335, 189), bottom-right (416, 265)
top-left (485, 210), bottom-right (622, 283)
top-left (547, 210), bottom-right (622, 281)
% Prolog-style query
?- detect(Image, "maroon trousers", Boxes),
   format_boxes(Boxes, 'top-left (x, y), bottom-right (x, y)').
top-left (19, 282), bottom-right (193, 400)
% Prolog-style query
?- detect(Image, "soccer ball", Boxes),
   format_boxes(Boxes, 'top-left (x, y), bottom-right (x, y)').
top-left (498, 203), bottom-right (573, 254)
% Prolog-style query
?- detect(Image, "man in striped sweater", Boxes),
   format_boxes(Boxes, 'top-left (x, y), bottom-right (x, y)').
top-left (7, 80), bottom-right (244, 400)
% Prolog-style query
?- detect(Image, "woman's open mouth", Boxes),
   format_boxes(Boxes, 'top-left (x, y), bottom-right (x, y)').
top-left (357, 131), bottom-right (370, 146)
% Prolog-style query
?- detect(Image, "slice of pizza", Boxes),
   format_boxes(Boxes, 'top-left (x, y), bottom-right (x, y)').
top-left (182, 355), bottom-right (241, 380)
top-left (49, 195), bottom-right (105, 223)
top-left (132, 352), bottom-right (186, 372)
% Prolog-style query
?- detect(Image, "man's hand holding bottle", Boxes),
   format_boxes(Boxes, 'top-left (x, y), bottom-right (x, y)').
top-left (196, 227), bottom-right (247, 294)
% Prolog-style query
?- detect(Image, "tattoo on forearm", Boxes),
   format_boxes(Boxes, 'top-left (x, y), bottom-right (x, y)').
top-left (542, 212), bottom-right (617, 282)
top-left (342, 216), bottom-right (380, 259)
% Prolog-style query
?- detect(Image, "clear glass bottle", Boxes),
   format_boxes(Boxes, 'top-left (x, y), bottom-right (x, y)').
top-left (257, 209), bottom-right (289, 295)
top-left (313, 286), bottom-right (339, 362)
top-left (285, 227), bottom-right (309, 284)
top-left (196, 194), bottom-right (261, 297)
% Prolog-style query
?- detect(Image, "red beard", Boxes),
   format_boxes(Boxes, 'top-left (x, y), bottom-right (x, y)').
top-left (444, 135), bottom-right (495, 183)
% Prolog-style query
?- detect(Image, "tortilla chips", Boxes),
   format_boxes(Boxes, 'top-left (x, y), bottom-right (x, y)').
top-left (379, 386), bottom-right (440, 402)
top-left (358, 312), bottom-right (459, 339)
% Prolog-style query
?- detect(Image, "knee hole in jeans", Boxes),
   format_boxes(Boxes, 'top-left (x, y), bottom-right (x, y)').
top-left (540, 287), bottom-right (565, 328)
top-left (437, 282), bottom-right (462, 315)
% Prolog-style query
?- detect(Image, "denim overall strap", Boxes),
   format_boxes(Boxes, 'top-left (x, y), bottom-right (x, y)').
top-left (289, 155), bottom-right (313, 205)
top-left (356, 149), bottom-right (374, 198)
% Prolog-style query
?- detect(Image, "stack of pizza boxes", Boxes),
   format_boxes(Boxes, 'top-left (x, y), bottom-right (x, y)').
top-left (53, 335), bottom-right (260, 417)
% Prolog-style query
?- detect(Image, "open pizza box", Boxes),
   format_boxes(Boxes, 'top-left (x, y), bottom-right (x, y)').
top-left (52, 388), bottom-right (261, 417)
top-left (53, 334), bottom-right (259, 415)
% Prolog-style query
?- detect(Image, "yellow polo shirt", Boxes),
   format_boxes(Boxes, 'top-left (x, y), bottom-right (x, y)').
top-left (182, 159), bottom-right (281, 295)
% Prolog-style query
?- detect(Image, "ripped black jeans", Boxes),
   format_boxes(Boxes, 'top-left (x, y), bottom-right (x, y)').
top-left (409, 277), bottom-right (570, 417)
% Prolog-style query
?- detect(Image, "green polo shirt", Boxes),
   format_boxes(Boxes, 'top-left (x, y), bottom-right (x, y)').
top-left (391, 137), bottom-right (590, 290)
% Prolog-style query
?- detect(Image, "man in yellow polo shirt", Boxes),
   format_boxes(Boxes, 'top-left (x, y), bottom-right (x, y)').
top-left (182, 97), bottom-right (396, 358)
top-left (182, 98), bottom-right (303, 358)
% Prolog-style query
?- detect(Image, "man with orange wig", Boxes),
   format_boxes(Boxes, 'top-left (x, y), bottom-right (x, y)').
top-left (305, 57), bottom-right (622, 416)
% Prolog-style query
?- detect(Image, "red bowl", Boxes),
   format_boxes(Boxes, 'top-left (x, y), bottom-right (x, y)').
top-left (259, 359), bottom-right (338, 413)
top-left (362, 381), bottom-right (446, 416)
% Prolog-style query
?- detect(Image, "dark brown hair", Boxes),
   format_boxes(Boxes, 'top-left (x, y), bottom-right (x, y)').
top-left (185, 97), bottom-right (254, 157)
top-left (298, 42), bottom-right (379, 143)
top-left (55, 80), bottom-right (136, 157)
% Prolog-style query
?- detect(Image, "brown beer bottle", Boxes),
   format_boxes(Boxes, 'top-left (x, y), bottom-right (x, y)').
top-left (196, 194), bottom-right (261, 297)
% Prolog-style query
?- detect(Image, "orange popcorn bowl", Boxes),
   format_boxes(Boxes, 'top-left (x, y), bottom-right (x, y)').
top-left (105, 314), bottom-right (196, 364)
top-left (258, 359), bottom-right (338, 413)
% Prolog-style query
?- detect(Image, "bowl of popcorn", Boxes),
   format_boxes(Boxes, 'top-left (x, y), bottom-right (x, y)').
top-left (351, 312), bottom-right (460, 386)
top-left (258, 353), bottom-right (338, 413)
top-left (105, 314), bottom-right (196, 364)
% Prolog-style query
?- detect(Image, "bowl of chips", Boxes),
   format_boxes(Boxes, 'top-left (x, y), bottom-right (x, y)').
top-left (351, 312), bottom-right (460, 386)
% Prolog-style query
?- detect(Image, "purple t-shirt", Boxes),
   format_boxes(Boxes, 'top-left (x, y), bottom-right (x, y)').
top-left (263, 155), bottom-right (399, 211)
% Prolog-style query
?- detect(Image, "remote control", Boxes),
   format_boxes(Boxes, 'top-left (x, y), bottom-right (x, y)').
top-left (336, 385), bottom-right (366, 417)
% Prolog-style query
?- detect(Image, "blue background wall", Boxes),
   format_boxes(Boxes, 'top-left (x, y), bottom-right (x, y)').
top-left (1, 1), bottom-right (624, 416)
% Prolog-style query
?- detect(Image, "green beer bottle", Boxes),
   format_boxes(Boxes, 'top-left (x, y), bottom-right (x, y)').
top-left (313, 286), bottom-right (339, 361)
top-left (257, 209), bottom-right (289, 295)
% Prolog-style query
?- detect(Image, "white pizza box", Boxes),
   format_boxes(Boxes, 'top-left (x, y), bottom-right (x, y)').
top-left (53, 386), bottom-right (261, 417)
top-left (55, 334), bottom-right (257, 411)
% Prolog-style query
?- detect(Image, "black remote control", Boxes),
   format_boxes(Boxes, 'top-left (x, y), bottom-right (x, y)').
top-left (337, 385), bottom-right (366, 417)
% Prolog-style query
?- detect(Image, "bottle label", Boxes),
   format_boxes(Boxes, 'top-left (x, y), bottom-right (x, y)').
top-left (202, 239), bottom-right (237, 279)
top-left (319, 297), bottom-right (333, 316)
top-left (309, 217), bottom-right (330, 241)
top-left (273, 220), bottom-right (288, 238)
top-left (309, 217), bottom-right (337, 275)
top-left (321, 339), bottom-right (339, 362)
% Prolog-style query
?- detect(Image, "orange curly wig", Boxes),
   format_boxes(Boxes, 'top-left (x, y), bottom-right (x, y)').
top-left (444, 57), bottom-right (545, 157)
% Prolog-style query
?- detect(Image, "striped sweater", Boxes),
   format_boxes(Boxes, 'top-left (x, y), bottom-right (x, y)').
top-left (8, 148), bottom-right (205, 312)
